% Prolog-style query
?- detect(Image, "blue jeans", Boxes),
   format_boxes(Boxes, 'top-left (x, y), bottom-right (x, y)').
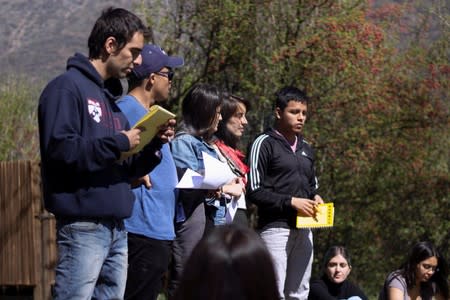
top-left (53, 218), bottom-right (128, 300)
top-left (205, 198), bottom-right (227, 226)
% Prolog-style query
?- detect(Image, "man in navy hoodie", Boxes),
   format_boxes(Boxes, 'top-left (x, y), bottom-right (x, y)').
top-left (38, 7), bottom-right (175, 300)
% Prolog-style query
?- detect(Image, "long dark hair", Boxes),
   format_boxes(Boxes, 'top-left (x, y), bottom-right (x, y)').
top-left (215, 93), bottom-right (250, 149)
top-left (180, 83), bottom-right (222, 141)
top-left (173, 224), bottom-right (279, 300)
top-left (88, 7), bottom-right (149, 59)
top-left (394, 241), bottom-right (449, 299)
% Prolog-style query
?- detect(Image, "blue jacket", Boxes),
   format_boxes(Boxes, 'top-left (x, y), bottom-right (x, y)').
top-left (171, 131), bottom-right (218, 219)
top-left (38, 53), bottom-right (163, 219)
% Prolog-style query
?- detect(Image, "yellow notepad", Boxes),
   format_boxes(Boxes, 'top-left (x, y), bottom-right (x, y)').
top-left (123, 105), bottom-right (175, 156)
top-left (296, 203), bottom-right (334, 229)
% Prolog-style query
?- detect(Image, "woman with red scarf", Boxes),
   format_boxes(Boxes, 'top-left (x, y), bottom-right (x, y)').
top-left (211, 93), bottom-right (251, 227)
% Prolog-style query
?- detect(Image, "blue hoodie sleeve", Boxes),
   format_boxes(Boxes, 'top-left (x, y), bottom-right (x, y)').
top-left (39, 81), bottom-right (130, 173)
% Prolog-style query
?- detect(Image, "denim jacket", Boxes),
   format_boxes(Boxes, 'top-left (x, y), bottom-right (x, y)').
top-left (171, 132), bottom-right (217, 172)
top-left (171, 132), bottom-right (225, 222)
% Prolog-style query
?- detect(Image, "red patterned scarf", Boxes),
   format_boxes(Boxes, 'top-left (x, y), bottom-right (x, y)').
top-left (214, 139), bottom-right (249, 185)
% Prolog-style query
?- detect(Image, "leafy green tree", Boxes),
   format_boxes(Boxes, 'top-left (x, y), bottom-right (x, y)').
top-left (139, 0), bottom-right (449, 296)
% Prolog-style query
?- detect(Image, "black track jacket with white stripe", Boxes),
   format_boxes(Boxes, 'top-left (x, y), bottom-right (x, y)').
top-left (247, 128), bottom-right (319, 229)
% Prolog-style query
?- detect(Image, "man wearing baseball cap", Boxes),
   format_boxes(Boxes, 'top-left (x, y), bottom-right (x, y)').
top-left (116, 44), bottom-right (184, 300)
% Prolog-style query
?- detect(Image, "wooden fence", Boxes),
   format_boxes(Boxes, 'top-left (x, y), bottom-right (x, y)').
top-left (0, 161), bottom-right (56, 300)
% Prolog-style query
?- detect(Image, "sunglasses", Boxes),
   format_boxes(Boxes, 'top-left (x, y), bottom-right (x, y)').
top-left (155, 70), bottom-right (174, 81)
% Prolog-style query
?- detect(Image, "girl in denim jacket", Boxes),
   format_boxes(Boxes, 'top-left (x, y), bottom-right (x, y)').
top-left (168, 83), bottom-right (243, 297)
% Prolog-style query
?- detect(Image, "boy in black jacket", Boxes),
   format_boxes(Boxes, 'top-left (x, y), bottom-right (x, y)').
top-left (247, 86), bottom-right (323, 300)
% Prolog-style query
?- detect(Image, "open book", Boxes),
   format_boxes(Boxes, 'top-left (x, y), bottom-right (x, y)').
top-left (296, 202), bottom-right (334, 229)
top-left (123, 105), bottom-right (175, 156)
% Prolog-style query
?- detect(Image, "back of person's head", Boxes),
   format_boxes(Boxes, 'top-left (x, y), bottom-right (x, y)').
top-left (215, 92), bottom-right (250, 148)
top-left (401, 241), bottom-right (449, 299)
top-left (173, 224), bottom-right (279, 300)
top-left (88, 7), bottom-right (148, 59)
top-left (275, 86), bottom-right (309, 111)
top-left (181, 83), bottom-right (221, 139)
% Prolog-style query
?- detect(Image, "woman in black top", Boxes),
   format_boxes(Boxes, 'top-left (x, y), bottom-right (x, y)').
top-left (309, 246), bottom-right (368, 300)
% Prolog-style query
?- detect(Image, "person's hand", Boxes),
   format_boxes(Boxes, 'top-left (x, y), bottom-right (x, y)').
top-left (130, 175), bottom-right (152, 189)
top-left (314, 194), bottom-right (324, 205)
top-left (291, 197), bottom-right (317, 217)
top-left (121, 128), bottom-right (142, 150)
top-left (142, 175), bottom-right (152, 189)
top-left (221, 177), bottom-right (245, 197)
top-left (156, 119), bottom-right (176, 144)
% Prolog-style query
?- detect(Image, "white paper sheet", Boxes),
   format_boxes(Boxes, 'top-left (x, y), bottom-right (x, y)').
top-left (176, 151), bottom-right (236, 189)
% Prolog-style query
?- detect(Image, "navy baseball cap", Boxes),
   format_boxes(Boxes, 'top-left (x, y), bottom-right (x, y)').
top-left (132, 44), bottom-right (184, 80)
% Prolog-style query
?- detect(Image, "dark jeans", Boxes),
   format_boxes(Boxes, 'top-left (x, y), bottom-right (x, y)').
top-left (167, 202), bottom-right (206, 299)
top-left (233, 208), bottom-right (249, 227)
top-left (124, 233), bottom-right (172, 300)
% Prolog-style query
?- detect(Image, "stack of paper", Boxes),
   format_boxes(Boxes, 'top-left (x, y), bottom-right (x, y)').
top-left (176, 152), bottom-right (236, 189)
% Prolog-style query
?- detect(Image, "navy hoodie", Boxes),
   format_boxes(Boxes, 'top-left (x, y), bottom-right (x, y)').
top-left (38, 53), bottom-right (163, 219)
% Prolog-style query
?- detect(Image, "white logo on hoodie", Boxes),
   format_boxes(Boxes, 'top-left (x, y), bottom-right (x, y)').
top-left (88, 99), bottom-right (102, 123)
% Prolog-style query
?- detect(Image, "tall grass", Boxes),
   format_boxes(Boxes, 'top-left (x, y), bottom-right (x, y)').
top-left (0, 75), bottom-right (42, 161)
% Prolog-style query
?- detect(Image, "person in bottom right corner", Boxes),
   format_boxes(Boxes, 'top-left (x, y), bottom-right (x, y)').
top-left (378, 241), bottom-right (449, 300)
top-left (308, 246), bottom-right (368, 300)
